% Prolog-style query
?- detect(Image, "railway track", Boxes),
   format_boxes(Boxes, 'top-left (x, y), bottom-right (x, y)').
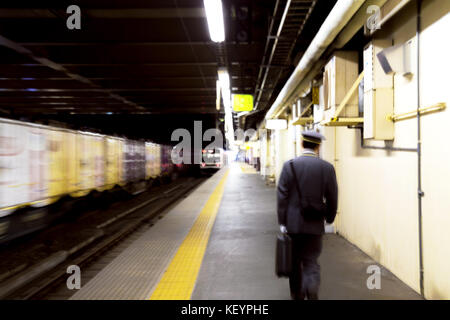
top-left (0, 175), bottom-right (209, 300)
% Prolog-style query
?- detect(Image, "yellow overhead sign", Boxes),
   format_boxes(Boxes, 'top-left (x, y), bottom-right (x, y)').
top-left (233, 94), bottom-right (254, 112)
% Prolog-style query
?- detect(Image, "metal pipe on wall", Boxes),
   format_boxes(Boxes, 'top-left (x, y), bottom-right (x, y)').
top-left (271, 0), bottom-right (390, 119)
top-left (265, 0), bottom-right (365, 120)
top-left (416, 0), bottom-right (425, 298)
top-left (334, 0), bottom-right (389, 48)
top-left (355, 126), bottom-right (417, 152)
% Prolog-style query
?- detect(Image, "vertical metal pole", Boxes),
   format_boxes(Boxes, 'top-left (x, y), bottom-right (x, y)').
top-left (416, 0), bottom-right (425, 298)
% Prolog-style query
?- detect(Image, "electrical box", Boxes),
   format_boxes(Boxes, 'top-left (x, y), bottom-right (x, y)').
top-left (323, 51), bottom-right (359, 121)
top-left (363, 40), bottom-right (395, 140)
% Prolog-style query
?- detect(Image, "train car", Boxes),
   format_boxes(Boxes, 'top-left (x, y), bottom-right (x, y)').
top-left (154, 143), bottom-right (161, 177)
top-left (105, 136), bottom-right (122, 190)
top-left (136, 141), bottom-right (146, 182)
top-left (160, 144), bottom-right (192, 181)
top-left (72, 132), bottom-right (96, 197)
top-left (47, 127), bottom-right (68, 203)
top-left (0, 119), bottom-right (48, 217)
top-left (145, 142), bottom-right (153, 180)
top-left (117, 138), bottom-right (126, 187)
top-left (145, 142), bottom-right (162, 182)
top-left (123, 139), bottom-right (145, 182)
top-left (160, 145), bottom-right (173, 179)
top-left (0, 116), bottom-right (194, 243)
top-left (93, 134), bottom-right (106, 191)
top-left (121, 139), bottom-right (147, 194)
top-left (123, 139), bottom-right (146, 183)
top-left (0, 118), bottom-right (189, 217)
top-left (200, 148), bottom-right (227, 171)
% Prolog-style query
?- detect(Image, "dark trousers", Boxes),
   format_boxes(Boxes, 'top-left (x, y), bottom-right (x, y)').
top-left (288, 233), bottom-right (323, 300)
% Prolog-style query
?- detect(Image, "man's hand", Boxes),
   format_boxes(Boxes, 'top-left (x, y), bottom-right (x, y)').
top-left (280, 225), bottom-right (287, 234)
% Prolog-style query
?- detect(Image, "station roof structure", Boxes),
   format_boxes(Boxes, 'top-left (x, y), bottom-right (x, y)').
top-left (0, 0), bottom-right (336, 141)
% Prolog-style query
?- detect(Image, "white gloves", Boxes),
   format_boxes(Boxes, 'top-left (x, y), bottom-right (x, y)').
top-left (280, 225), bottom-right (287, 234)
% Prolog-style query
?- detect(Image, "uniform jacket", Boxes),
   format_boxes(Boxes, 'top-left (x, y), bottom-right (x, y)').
top-left (277, 150), bottom-right (338, 235)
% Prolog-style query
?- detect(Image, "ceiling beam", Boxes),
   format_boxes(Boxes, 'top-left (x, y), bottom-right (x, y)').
top-left (4, 62), bottom-right (219, 67)
top-left (16, 41), bottom-right (263, 46)
top-left (3, 62), bottom-right (261, 67)
top-left (0, 88), bottom-right (216, 92)
top-left (0, 34), bottom-right (148, 111)
top-left (0, 8), bottom-right (206, 19)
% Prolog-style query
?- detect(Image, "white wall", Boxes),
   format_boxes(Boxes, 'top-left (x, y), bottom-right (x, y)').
top-left (274, 129), bottom-right (290, 183)
top-left (417, 0), bottom-right (450, 299)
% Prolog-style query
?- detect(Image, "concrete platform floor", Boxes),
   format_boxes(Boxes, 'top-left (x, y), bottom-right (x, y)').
top-left (192, 163), bottom-right (422, 300)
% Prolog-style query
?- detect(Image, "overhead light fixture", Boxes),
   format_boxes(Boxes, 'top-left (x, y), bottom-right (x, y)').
top-left (216, 80), bottom-right (221, 111)
top-left (218, 67), bottom-right (235, 147)
top-left (218, 68), bottom-right (231, 111)
top-left (203, 0), bottom-right (225, 43)
top-left (217, 68), bottom-right (230, 90)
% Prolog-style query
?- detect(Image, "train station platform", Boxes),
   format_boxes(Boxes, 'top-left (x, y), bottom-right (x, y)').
top-left (70, 163), bottom-right (421, 300)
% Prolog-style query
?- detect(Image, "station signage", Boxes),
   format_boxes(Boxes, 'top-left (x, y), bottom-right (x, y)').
top-left (232, 94), bottom-right (254, 112)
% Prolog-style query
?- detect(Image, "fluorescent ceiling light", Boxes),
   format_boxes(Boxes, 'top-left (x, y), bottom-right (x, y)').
top-left (216, 80), bottom-right (221, 111)
top-left (218, 68), bottom-right (232, 111)
top-left (203, 0), bottom-right (225, 43)
top-left (218, 68), bottom-right (235, 147)
top-left (217, 68), bottom-right (230, 89)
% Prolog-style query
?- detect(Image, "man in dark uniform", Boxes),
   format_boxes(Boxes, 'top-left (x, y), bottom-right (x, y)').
top-left (277, 130), bottom-right (338, 300)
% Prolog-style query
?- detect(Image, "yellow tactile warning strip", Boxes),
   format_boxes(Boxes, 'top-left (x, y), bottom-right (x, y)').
top-left (240, 163), bottom-right (257, 174)
top-left (149, 169), bottom-right (230, 300)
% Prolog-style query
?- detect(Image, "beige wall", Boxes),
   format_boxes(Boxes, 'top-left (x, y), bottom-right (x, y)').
top-left (418, 0), bottom-right (450, 299)
top-left (259, 129), bottom-right (270, 177)
top-left (320, 0), bottom-right (450, 299)
top-left (323, 127), bottom-right (420, 293)
top-left (274, 129), bottom-right (290, 183)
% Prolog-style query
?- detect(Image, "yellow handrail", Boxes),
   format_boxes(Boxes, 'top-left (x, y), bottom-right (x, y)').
top-left (300, 101), bottom-right (314, 117)
top-left (387, 102), bottom-right (446, 122)
top-left (331, 71), bottom-right (364, 121)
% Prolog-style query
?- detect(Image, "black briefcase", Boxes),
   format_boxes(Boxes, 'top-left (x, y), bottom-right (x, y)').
top-left (275, 233), bottom-right (292, 278)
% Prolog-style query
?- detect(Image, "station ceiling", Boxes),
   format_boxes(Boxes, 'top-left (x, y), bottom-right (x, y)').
top-left (0, 0), bottom-right (336, 141)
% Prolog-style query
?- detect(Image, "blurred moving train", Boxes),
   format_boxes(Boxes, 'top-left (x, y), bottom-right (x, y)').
top-left (0, 117), bottom-right (190, 243)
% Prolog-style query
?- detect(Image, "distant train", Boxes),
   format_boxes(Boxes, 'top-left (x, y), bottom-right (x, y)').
top-left (200, 148), bottom-right (227, 171)
top-left (0, 117), bottom-right (190, 241)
